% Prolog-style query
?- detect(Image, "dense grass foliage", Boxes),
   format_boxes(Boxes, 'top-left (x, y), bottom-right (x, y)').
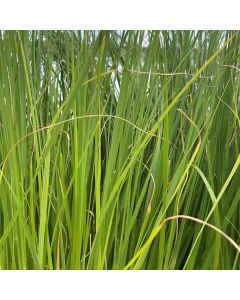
top-left (0, 31), bottom-right (239, 270)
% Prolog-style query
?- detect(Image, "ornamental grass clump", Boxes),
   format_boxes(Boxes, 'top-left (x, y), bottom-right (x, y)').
top-left (0, 30), bottom-right (239, 269)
